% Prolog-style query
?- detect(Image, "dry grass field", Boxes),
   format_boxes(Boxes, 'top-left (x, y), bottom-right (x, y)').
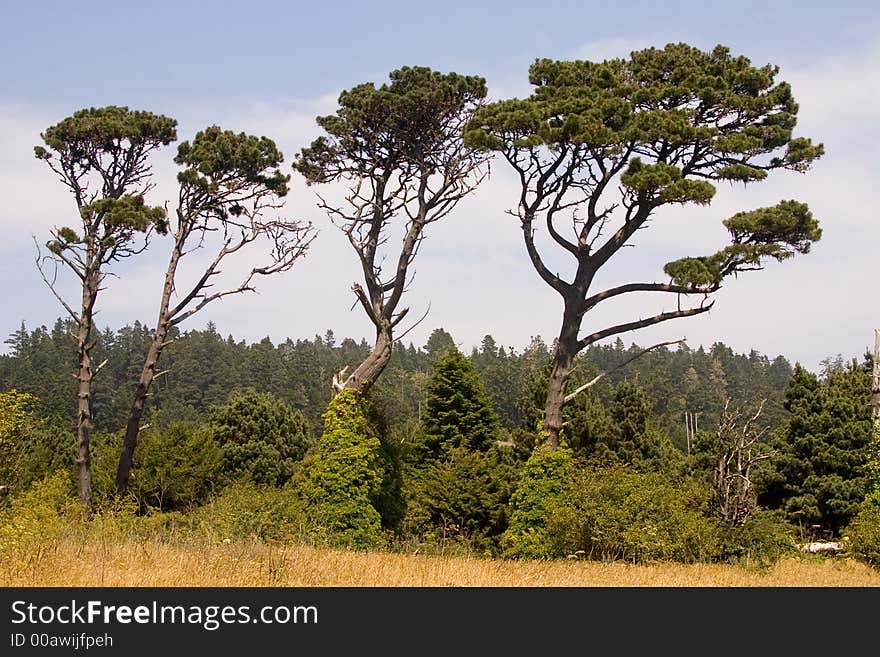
top-left (2, 537), bottom-right (879, 587)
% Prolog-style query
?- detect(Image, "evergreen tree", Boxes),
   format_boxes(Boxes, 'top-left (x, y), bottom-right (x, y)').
top-left (481, 349), bottom-right (530, 430)
top-left (210, 389), bottom-right (311, 487)
top-left (465, 44), bottom-right (823, 449)
top-left (422, 346), bottom-right (499, 457)
top-left (599, 380), bottom-right (679, 470)
top-left (424, 328), bottom-right (456, 362)
top-left (34, 106), bottom-right (177, 504)
top-left (294, 68), bottom-right (488, 395)
top-left (405, 346), bottom-right (515, 549)
top-left (301, 390), bottom-right (384, 548)
top-left (762, 363), bottom-right (873, 536)
top-left (403, 445), bottom-right (517, 550)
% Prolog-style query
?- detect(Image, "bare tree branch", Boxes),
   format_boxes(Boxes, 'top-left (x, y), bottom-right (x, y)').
top-left (33, 237), bottom-right (81, 323)
top-left (578, 302), bottom-right (714, 350)
top-left (563, 339), bottom-right (684, 404)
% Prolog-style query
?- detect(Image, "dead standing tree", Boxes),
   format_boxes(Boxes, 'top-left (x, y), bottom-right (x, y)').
top-left (34, 107), bottom-right (177, 505)
top-left (294, 67), bottom-right (489, 395)
top-left (709, 399), bottom-right (776, 526)
top-left (114, 127), bottom-right (314, 495)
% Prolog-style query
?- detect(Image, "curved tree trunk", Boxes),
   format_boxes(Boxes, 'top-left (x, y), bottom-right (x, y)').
top-left (115, 245), bottom-right (182, 496)
top-left (342, 322), bottom-right (393, 395)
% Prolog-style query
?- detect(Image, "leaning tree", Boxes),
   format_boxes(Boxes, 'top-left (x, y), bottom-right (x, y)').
top-left (114, 127), bottom-right (314, 495)
top-left (293, 66), bottom-right (489, 395)
top-left (464, 43), bottom-right (823, 447)
top-left (34, 107), bottom-right (177, 504)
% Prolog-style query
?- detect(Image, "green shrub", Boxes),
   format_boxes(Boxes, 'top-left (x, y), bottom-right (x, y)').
top-left (846, 501), bottom-right (880, 566)
top-left (716, 510), bottom-right (797, 568)
top-left (86, 430), bottom-right (124, 502)
top-left (500, 442), bottom-right (573, 559)
top-left (4, 416), bottom-right (73, 496)
top-left (130, 423), bottom-right (222, 511)
top-left (361, 397), bottom-right (407, 532)
top-left (300, 390), bottom-right (384, 549)
top-left (211, 389), bottom-right (312, 487)
top-left (0, 389), bottom-right (38, 491)
top-left (0, 392), bottom-right (75, 497)
top-left (0, 471), bottom-right (79, 568)
top-left (87, 423), bottom-right (222, 511)
top-left (403, 445), bottom-right (519, 552)
top-left (547, 463), bottom-right (721, 563)
top-left (193, 480), bottom-right (309, 543)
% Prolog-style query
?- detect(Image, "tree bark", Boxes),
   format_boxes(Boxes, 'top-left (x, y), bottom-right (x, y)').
top-left (115, 327), bottom-right (167, 495)
top-left (343, 322), bottom-right (393, 395)
top-left (115, 245), bottom-right (181, 495)
top-left (75, 325), bottom-right (93, 506)
top-left (542, 301), bottom-right (582, 448)
top-left (75, 273), bottom-right (98, 506)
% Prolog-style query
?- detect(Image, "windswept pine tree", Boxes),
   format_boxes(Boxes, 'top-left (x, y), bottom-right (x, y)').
top-left (294, 68), bottom-right (489, 395)
top-left (465, 44), bottom-right (823, 448)
top-left (34, 107), bottom-right (177, 504)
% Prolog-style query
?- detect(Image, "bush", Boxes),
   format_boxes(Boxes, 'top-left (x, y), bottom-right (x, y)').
top-left (85, 430), bottom-right (123, 502)
top-left (846, 501), bottom-right (880, 566)
top-left (0, 389), bottom-right (38, 490)
top-left (547, 463), bottom-right (721, 563)
top-left (403, 445), bottom-right (519, 553)
top-left (210, 390), bottom-right (312, 487)
top-left (0, 392), bottom-right (75, 497)
top-left (300, 390), bottom-right (385, 549)
top-left (361, 396), bottom-right (407, 532)
top-left (0, 471), bottom-right (79, 569)
top-left (130, 423), bottom-right (222, 511)
top-left (500, 442), bottom-right (573, 559)
top-left (87, 423), bottom-right (222, 511)
top-left (5, 416), bottom-right (73, 496)
top-left (716, 511), bottom-right (797, 568)
top-left (193, 480), bottom-right (309, 543)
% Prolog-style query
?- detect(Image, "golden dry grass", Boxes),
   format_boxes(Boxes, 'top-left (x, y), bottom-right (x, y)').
top-left (3, 537), bottom-right (879, 587)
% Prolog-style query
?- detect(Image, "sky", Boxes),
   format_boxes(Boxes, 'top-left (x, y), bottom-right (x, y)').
top-left (1, 0), bottom-right (878, 372)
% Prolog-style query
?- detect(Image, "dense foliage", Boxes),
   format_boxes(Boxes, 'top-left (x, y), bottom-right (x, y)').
top-left (0, 318), bottom-right (875, 565)
top-left (0, 321), bottom-right (794, 447)
top-left (548, 463), bottom-right (721, 563)
top-left (421, 346), bottom-right (499, 457)
top-left (760, 362), bottom-right (874, 535)
top-left (403, 346), bottom-right (516, 551)
top-left (300, 390), bottom-right (385, 549)
top-left (209, 390), bottom-right (311, 487)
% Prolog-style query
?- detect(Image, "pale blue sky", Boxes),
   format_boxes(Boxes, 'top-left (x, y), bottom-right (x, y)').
top-left (2, 1), bottom-right (874, 106)
top-left (2, 1), bottom-right (878, 370)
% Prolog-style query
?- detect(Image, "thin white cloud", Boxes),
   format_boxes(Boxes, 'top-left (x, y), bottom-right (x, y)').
top-left (572, 36), bottom-right (662, 62)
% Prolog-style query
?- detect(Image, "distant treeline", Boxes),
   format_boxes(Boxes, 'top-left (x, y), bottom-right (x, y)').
top-left (1, 318), bottom-right (794, 447)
